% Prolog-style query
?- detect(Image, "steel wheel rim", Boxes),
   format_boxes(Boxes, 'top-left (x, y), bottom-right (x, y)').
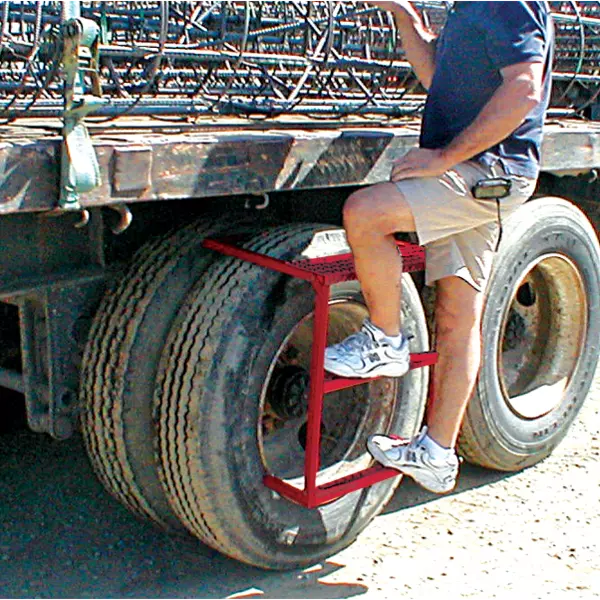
top-left (258, 294), bottom-right (400, 485)
top-left (497, 253), bottom-right (587, 420)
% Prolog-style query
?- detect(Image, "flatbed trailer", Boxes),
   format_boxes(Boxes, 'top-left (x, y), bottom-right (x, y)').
top-left (1, 0), bottom-right (600, 570)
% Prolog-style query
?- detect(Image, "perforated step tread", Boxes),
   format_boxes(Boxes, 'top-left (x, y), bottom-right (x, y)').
top-left (292, 240), bottom-right (425, 284)
top-left (204, 238), bottom-right (426, 285)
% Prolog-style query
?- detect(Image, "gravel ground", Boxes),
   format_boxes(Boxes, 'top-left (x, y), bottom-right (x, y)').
top-left (0, 370), bottom-right (598, 600)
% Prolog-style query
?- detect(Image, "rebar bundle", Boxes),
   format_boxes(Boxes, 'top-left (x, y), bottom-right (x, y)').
top-left (1, 1), bottom-right (600, 121)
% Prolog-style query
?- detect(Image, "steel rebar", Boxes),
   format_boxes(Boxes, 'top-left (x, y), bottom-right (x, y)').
top-left (0, 1), bottom-right (598, 121)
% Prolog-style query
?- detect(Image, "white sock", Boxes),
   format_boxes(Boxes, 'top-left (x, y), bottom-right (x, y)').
top-left (384, 332), bottom-right (405, 350)
top-left (421, 433), bottom-right (454, 461)
top-left (369, 322), bottom-right (405, 350)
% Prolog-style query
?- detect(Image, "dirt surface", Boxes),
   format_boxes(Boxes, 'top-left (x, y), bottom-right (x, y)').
top-left (1, 371), bottom-right (599, 600)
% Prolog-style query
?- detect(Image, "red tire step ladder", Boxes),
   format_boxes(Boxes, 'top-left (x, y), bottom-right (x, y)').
top-left (203, 237), bottom-right (437, 509)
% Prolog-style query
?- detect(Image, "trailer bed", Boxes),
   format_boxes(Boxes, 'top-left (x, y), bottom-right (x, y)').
top-left (2, 118), bottom-right (600, 215)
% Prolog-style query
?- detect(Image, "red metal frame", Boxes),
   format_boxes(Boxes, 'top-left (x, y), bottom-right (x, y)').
top-left (203, 236), bottom-right (437, 509)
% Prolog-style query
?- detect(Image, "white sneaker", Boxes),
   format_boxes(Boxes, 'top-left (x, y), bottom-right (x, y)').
top-left (367, 427), bottom-right (459, 494)
top-left (324, 319), bottom-right (410, 378)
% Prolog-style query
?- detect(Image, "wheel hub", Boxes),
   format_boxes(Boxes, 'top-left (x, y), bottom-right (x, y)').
top-left (259, 297), bottom-right (399, 481)
top-left (267, 365), bottom-right (309, 419)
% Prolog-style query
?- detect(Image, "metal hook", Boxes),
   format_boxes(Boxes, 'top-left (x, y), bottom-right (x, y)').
top-left (41, 207), bottom-right (90, 228)
top-left (107, 203), bottom-right (133, 235)
top-left (73, 209), bottom-right (90, 228)
top-left (245, 193), bottom-right (270, 211)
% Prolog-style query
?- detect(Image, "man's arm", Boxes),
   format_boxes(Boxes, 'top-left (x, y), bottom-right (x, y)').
top-left (390, 60), bottom-right (545, 181)
top-left (438, 61), bottom-right (544, 168)
top-left (370, 1), bottom-right (437, 89)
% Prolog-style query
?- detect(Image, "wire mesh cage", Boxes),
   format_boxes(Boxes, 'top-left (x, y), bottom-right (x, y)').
top-left (0, 1), bottom-right (599, 121)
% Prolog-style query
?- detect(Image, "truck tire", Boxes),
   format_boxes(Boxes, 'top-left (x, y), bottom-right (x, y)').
top-left (80, 215), bottom-right (258, 532)
top-left (155, 224), bottom-right (430, 569)
top-left (459, 197), bottom-right (600, 471)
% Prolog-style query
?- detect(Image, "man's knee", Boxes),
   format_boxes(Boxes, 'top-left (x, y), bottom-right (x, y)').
top-left (343, 187), bottom-right (377, 231)
top-left (343, 183), bottom-right (415, 235)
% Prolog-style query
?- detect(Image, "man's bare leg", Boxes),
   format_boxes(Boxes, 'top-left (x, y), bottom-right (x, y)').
top-left (323, 182), bottom-right (417, 379)
top-left (428, 276), bottom-right (486, 448)
top-left (345, 184), bottom-right (484, 447)
top-left (343, 182), bottom-right (416, 336)
top-left (366, 274), bottom-right (484, 492)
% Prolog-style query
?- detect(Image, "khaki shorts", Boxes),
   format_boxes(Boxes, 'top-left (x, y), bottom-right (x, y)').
top-left (396, 160), bottom-right (537, 291)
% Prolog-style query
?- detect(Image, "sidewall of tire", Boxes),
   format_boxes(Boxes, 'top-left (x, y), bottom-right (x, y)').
top-left (80, 216), bottom-right (258, 531)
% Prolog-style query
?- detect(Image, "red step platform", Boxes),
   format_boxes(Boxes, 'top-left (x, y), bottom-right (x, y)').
top-left (203, 236), bottom-right (437, 508)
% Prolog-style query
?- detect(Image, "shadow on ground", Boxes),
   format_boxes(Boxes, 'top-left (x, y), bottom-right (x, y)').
top-left (383, 459), bottom-right (513, 515)
top-left (0, 420), bottom-right (367, 599)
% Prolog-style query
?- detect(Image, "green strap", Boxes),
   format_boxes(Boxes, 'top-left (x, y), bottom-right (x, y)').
top-left (59, 9), bottom-right (106, 210)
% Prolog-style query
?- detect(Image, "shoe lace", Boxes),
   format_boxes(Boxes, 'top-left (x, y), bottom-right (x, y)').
top-left (335, 327), bottom-right (377, 354)
top-left (405, 448), bottom-right (419, 464)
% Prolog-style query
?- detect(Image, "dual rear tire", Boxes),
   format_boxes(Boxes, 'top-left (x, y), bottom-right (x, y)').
top-left (81, 221), bottom-right (430, 569)
top-left (459, 197), bottom-right (600, 470)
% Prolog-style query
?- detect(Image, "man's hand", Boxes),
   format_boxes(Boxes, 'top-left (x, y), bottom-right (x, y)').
top-left (367, 1), bottom-right (409, 11)
top-left (390, 148), bottom-right (453, 181)
top-left (366, 1), bottom-right (414, 22)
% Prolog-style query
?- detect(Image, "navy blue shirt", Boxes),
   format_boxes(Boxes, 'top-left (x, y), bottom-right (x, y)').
top-left (420, 1), bottom-right (554, 179)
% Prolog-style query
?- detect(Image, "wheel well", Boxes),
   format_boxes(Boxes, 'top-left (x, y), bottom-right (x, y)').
top-left (537, 171), bottom-right (600, 235)
top-left (0, 185), bottom-right (354, 438)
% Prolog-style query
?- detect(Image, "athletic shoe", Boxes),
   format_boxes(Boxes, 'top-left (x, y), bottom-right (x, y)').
top-left (324, 319), bottom-right (410, 378)
top-left (367, 427), bottom-right (459, 494)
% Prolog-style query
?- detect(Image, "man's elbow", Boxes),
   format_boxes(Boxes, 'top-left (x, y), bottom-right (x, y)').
top-left (524, 84), bottom-right (543, 112)
top-left (502, 62), bottom-right (545, 112)
top-left (511, 75), bottom-right (543, 113)
top-left (522, 93), bottom-right (541, 114)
